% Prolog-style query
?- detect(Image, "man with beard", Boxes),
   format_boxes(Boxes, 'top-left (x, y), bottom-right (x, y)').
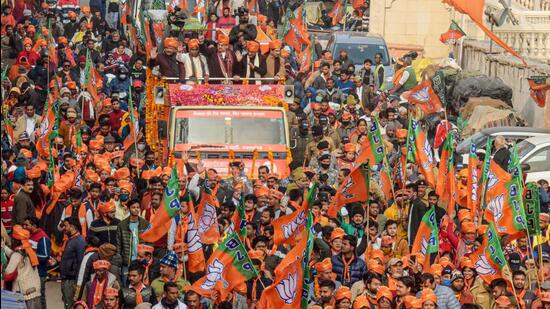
top-left (235, 41), bottom-right (266, 84)
top-left (512, 270), bottom-right (537, 309)
top-left (316, 279), bottom-right (336, 307)
top-left (88, 200), bottom-right (120, 246)
top-left (179, 38), bottom-right (209, 84)
top-left (218, 6), bottom-right (236, 28)
top-left (120, 261), bottom-right (157, 308)
top-left (203, 34), bottom-right (236, 84)
top-left (450, 271), bottom-right (474, 305)
top-left (13, 102), bottom-right (41, 143)
top-left (351, 272), bottom-right (383, 306)
top-left (265, 39), bottom-right (285, 83)
top-left (78, 39), bottom-right (101, 65)
top-left (332, 235), bottom-right (367, 287)
top-left (59, 216), bottom-right (86, 308)
top-left (149, 37), bottom-right (186, 81)
top-left (229, 7), bottom-right (257, 43)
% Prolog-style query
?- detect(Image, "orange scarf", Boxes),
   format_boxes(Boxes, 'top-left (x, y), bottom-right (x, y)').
top-left (93, 276), bottom-right (107, 308)
top-left (66, 203), bottom-right (88, 238)
top-left (341, 254), bottom-right (355, 286)
top-left (132, 282), bottom-right (145, 304)
top-left (143, 259), bottom-right (152, 285)
top-left (16, 242), bottom-right (39, 267)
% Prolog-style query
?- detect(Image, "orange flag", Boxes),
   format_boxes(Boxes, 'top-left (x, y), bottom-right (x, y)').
top-left (328, 0), bottom-right (345, 26)
top-left (186, 197), bottom-right (206, 273)
top-left (405, 79), bottom-right (444, 115)
top-left (186, 233), bottom-right (257, 303)
top-left (272, 183), bottom-right (316, 246)
top-left (466, 145), bottom-right (481, 214)
top-left (435, 134), bottom-right (457, 218)
top-left (257, 231), bottom-right (308, 308)
top-left (483, 160), bottom-right (527, 240)
top-left (442, 0), bottom-right (526, 65)
top-left (327, 163), bottom-right (369, 217)
top-left (470, 223), bottom-right (507, 284)
top-left (411, 207), bottom-right (439, 270)
top-left (406, 117), bottom-right (436, 188)
top-left (196, 190), bottom-right (220, 245)
top-left (284, 17), bottom-right (310, 52)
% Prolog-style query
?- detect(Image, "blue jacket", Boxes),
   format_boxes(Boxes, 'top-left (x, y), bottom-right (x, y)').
top-left (59, 234), bottom-right (86, 280)
top-left (106, 77), bottom-right (131, 96)
top-left (31, 229), bottom-right (51, 277)
top-left (331, 253), bottom-right (367, 287)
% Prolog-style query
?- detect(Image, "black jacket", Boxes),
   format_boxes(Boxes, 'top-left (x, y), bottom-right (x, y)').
top-left (331, 253), bottom-right (367, 287)
top-left (117, 217), bottom-right (150, 266)
top-left (89, 218), bottom-right (121, 246)
top-left (229, 23), bottom-right (257, 43)
top-left (59, 234), bottom-right (86, 279)
top-left (120, 285), bottom-right (157, 308)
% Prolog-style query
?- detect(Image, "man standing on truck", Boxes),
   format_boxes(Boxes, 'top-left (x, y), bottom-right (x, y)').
top-left (229, 7), bottom-right (257, 44)
top-left (390, 56), bottom-right (417, 95)
top-left (235, 41), bottom-right (266, 84)
top-left (149, 38), bottom-right (186, 82)
top-left (203, 34), bottom-right (236, 84)
top-left (179, 39), bottom-right (209, 84)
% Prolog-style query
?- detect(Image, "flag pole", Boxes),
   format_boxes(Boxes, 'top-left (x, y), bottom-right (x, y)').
top-left (129, 81), bottom-right (141, 176)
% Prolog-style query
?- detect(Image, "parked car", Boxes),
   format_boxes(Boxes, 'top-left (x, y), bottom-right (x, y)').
top-left (326, 31), bottom-right (394, 89)
top-left (517, 135), bottom-right (550, 183)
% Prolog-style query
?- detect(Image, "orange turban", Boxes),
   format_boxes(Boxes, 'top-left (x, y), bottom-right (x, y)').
top-left (20, 148), bottom-right (32, 159)
top-left (254, 186), bottom-right (270, 197)
top-left (164, 37), bottom-right (178, 49)
top-left (403, 296), bottom-right (416, 308)
top-left (12, 225), bottom-right (39, 267)
top-left (99, 201), bottom-right (115, 214)
top-left (331, 227), bottom-right (345, 241)
top-left (421, 289), bottom-right (438, 304)
top-left (353, 296), bottom-right (370, 309)
top-left (396, 129), bottom-right (408, 138)
top-left (137, 244), bottom-right (154, 254)
top-left (246, 41), bottom-right (260, 53)
top-left (439, 256), bottom-right (455, 269)
top-left (81, 6), bottom-right (91, 13)
top-left (343, 143), bottom-right (356, 153)
top-left (376, 286), bottom-right (393, 302)
top-left (68, 10), bottom-right (77, 18)
top-left (104, 288), bottom-right (119, 298)
top-left (93, 259), bottom-right (112, 270)
top-left (129, 158), bottom-right (145, 168)
top-left (257, 14), bottom-right (267, 23)
top-left (248, 250), bottom-right (264, 261)
top-left (269, 39), bottom-right (282, 50)
top-left (218, 34), bottom-right (229, 45)
top-left (113, 167), bottom-right (130, 180)
top-left (118, 180), bottom-right (133, 194)
top-left (58, 36), bottom-right (68, 45)
top-left (89, 140), bottom-right (103, 151)
top-left (85, 169), bottom-right (100, 183)
top-left (411, 299), bottom-right (423, 308)
top-left (460, 259), bottom-right (475, 270)
top-left (367, 260), bottom-right (385, 275)
top-left (334, 287), bottom-right (352, 301)
top-left (430, 263), bottom-right (443, 276)
top-left (315, 258), bottom-right (332, 272)
top-left (26, 25), bottom-right (35, 33)
top-left (187, 38), bottom-right (199, 49)
top-left (162, 167), bottom-right (172, 177)
top-left (461, 221), bottom-right (476, 234)
top-left (458, 209), bottom-right (472, 223)
top-left (269, 189), bottom-right (283, 200)
top-left (141, 170), bottom-right (154, 180)
top-left (110, 151), bottom-right (124, 160)
top-left (369, 249), bottom-right (385, 263)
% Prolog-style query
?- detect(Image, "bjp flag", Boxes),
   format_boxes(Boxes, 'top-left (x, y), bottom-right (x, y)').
top-left (435, 134), bottom-right (457, 217)
top-left (483, 160), bottom-right (527, 241)
top-left (328, 0), bottom-right (345, 25)
top-left (411, 207), bottom-right (439, 269)
top-left (466, 144), bottom-right (481, 214)
top-left (356, 117), bottom-right (386, 166)
top-left (284, 17), bottom-right (310, 52)
top-left (327, 164), bottom-right (369, 217)
top-left (196, 190), bottom-right (220, 245)
top-left (257, 230), bottom-right (308, 308)
top-left (406, 117), bottom-right (436, 188)
top-left (186, 197), bottom-right (206, 273)
top-left (405, 79), bottom-right (444, 115)
top-left (187, 233), bottom-right (257, 303)
top-left (272, 184), bottom-right (317, 246)
top-left (470, 223), bottom-right (507, 284)
top-left (141, 166), bottom-right (181, 242)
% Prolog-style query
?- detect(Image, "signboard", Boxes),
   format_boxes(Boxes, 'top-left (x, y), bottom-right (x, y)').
top-left (168, 84), bottom-right (285, 107)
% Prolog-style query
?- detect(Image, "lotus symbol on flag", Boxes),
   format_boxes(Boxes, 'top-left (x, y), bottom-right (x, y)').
top-left (420, 236), bottom-right (428, 255)
top-left (487, 194), bottom-right (504, 227)
top-left (411, 86), bottom-right (430, 102)
top-left (199, 203), bottom-right (216, 233)
top-left (200, 258), bottom-right (228, 290)
top-left (186, 228), bottom-right (202, 253)
top-left (275, 272), bottom-right (297, 304)
top-left (341, 177), bottom-right (355, 199)
top-left (475, 254), bottom-right (496, 275)
top-left (39, 119), bottom-right (50, 139)
top-left (423, 139), bottom-right (434, 165)
top-left (486, 170), bottom-right (498, 190)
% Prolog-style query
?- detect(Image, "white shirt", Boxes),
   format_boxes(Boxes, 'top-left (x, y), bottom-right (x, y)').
top-left (25, 116), bottom-right (36, 141)
top-left (398, 66), bottom-right (411, 86)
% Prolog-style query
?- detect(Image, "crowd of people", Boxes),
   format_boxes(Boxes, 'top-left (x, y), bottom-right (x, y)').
top-left (1, 0), bottom-right (550, 309)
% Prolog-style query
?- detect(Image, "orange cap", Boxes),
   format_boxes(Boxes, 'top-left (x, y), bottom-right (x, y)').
top-left (367, 260), bottom-right (385, 275)
top-left (187, 38), bottom-right (199, 49)
top-left (269, 39), bottom-right (282, 50)
top-left (99, 201), bottom-right (115, 214)
top-left (461, 221), bottom-right (476, 234)
top-left (334, 286), bottom-right (352, 301)
top-left (218, 34), bottom-right (229, 45)
top-left (331, 227), bottom-right (345, 241)
top-left (343, 143), bottom-right (356, 153)
top-left (113, 167), bottom-right (131, 180)
top-left (315, 258), bottom-right (332, 272)
top-left (164, 37), bottom-right (178, 49)
top-left (118, 180), bottom-right (133, 194)
top-left (138, 244), bottom-right (154, 254)
top-left (254, 186), bottom-right (270, 197)
top-left (246, 41), bottom-right (260, 53)
top-left (396, 129), bottom-right (408, 138)
top-left (93, 259), bottom-right (112, 270)
top-left (104, 287), bottom-right (119, 298)
top-left (376, 286), bottom-right (393, 302)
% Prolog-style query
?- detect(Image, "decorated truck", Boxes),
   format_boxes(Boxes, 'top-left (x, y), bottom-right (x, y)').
top-left (145, 74), bottom-right (294, 178)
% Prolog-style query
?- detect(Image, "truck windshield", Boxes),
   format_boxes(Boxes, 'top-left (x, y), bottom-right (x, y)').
top-left (335, 43), bottom-right (390, 66)
top-left (175, 109), bottom-right (286, 145)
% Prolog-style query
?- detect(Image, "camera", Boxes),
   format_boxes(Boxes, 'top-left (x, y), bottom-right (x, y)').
top-left (168, 7), bottom-right (187, 28)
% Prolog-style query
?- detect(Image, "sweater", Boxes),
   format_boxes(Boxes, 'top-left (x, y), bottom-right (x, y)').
top-left (331, 253), bottom-right (367, 287)
top-left (59, 234), bottom-right (86, 280)
top-left (4, 250), bottom-right (41, 300)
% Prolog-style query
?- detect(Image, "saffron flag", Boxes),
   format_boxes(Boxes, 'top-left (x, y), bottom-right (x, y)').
top-left (272, 183), bottom-right (317, 246)
top-left (527, 77), bottom-right (549, 108)
top-left (393, 147), bottom-right (407, 190)
top-left (523, 182), bottom-right (541, 235)
top-left (406, 117), bottom-right (436, 187)
top-left (411, 207), bottom-right (439, 268)
top-left (442, 0), bottom-right (526, 65)
top-left (483, 160), bottom-right (527, 240)
top-left (405, 79), bottom-right (444, 115)
top-left (471, 223), bottom-right (507, 284)
top-left (187, 233), bottom-right (257, 303)
top-left (440, 20), bottom-right (466, 44)
top-left (466, 144), bottom-right (481, 214)
top-left (84, 51), bottom-right (101, 103)
top-left (284, 15), bottom-right (310, 52)
top-left (36, 96), bottom-right (58, 158)
top-left (435, 133), bottom-right (457, 217)
top-left (186, 196), bottom-right (206, 273)
top-left (257, 227), bottom-right (309, 308)
top-left (230, 195), bottom-right (248, 239)
top-left (196, 189), bottom-right (220, 245)
top-left (141, 166), bottom-right (181, 242)
top-left (357, 117), bottom-right (386, 166)
top-left (327, 163), bottom-right (369, 217)
top-left (328, 0), bottom-right (345, 26)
